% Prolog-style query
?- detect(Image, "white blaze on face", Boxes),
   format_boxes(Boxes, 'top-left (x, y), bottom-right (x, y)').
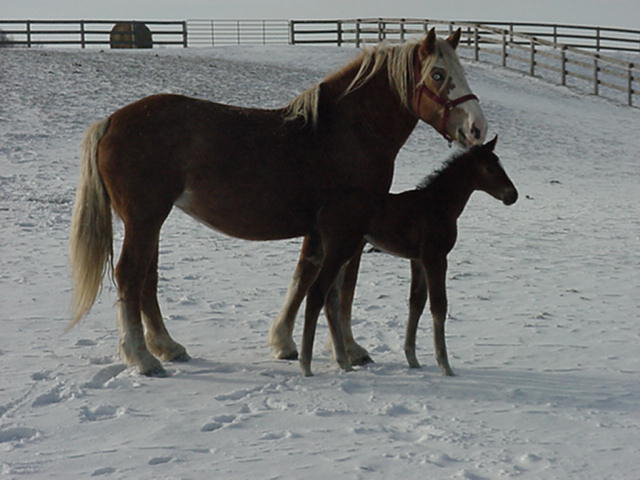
top-left (438, 40), bottom-right (488, 146)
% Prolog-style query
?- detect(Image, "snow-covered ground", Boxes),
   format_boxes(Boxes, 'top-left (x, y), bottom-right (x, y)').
top-left (1, 45), bottom-right (639, 479)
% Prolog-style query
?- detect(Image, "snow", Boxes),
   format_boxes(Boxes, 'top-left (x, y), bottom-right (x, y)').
top-left (1, 45), bottom-right (639, 479)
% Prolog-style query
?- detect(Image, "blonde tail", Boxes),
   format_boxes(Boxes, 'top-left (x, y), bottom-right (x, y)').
top-left (68, 118), bottom-right (113, 329)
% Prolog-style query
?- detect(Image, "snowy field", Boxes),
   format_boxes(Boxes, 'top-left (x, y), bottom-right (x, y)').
top-left (1, 45), bottom-right (639, 479)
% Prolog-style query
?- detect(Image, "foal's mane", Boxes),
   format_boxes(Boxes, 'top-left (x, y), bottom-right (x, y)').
top-left (416, 145), bottom-right (482, 191)
top-left (284, 38), bottom-right (444, 127)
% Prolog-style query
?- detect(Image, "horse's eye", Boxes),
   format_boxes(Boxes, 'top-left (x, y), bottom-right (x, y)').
top-left (432, 71), bottom-right (444, 82)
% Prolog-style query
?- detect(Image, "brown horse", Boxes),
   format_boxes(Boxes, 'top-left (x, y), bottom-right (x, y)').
top-left (69, 29), bottom-right (487, 376)
top-left (300, 136), bottom-right (517, 376)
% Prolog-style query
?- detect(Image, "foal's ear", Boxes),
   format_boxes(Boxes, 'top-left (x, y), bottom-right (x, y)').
top-left (446, 28), bottom-right (462, 50)
top-left (419, 27), bottom-right (437, 58)
top-left (485, 135), bottom-right (498, 151)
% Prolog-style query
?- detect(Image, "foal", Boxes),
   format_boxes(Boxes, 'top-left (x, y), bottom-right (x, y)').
top-left (300, 136), bottom-right (517, 376)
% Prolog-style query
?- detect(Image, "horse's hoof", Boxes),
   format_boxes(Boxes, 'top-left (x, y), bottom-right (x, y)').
top-left (171, 352), bottom-right (191, 363)
top-left (351, 354), bottom-right (374, 366)
top-left (277, 351), bottom-right (299, 361)
top-left (141, 365), bottom-right (168, 377)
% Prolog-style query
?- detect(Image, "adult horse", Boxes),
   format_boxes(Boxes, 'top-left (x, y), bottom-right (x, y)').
top-left (69, 28), bottom-right (487, 376)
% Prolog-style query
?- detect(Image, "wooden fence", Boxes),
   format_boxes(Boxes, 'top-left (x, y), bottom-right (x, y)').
top-left (2, 18), bottom-right (637, 106)
top-left (186, 19), bottom-right (289, 46)
top-left (0, 20), bottom-right (187, 48)
top-left (290, 19), bottom-right (639, 107)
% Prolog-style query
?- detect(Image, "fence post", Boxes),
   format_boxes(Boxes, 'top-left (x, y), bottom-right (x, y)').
top-left (596, 27), bottom-right (601, 51)
top-left (593, 55), bottom-right (600, 95)
top-left (501, 29), bottom-right (507, 67)
top-left (530, 38), bottom-right (536, 76)
top-left (561, 46), bottom-right (567, 86)
top-left (26, 20), bottom-right (32, 48)
top-left (80, 20), bottom-right (86, 48)
top-left (236, 20), bottom-right (240, 44)
top-left (182, 21), bottom-right (188, 47)
top-left (400, 18), bottom-right (406, 42)
top-left (629, 63), bottom-right (634, 106)
top-left (553, 25), bottom-right (557, 47)
top-left (289, 20), bottom-right (295, 45)
top-left (211, 20), bottom-right (215, 46)
top-left (337, 20), bottom-right (343, 46)
top-left (356, 19), bottom-right (361, 48)
top-left (467, 26), bottom-right (472, 47)
top-left (474, 25), bottom-right (479, 61)
top-left (423, 20), bottom-right (429, 34)
top-left (262, 20), bottom-right (266, 45)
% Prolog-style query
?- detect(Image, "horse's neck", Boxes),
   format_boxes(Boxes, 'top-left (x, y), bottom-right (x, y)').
top-left (324, 64), bottom-right (417, 154)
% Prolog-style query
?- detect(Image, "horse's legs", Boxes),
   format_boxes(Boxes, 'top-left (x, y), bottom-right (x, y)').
top-left (141, 245), bottom-right (190, 363)
top-left (115, 222), bottom-right (167, 376)
top-left (405, 260), bottom-right (428, 368)
top-left (268, 235), bottom-right (322, 360)
top-left (424, 256), bottom-right (454, 376)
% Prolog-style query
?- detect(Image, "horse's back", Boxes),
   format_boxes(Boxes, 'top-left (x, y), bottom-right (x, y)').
top-left (98, 94), bottom-right (321, 240)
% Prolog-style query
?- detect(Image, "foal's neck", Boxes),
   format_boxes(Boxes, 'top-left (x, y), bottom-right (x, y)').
top-left (420, 159), bottom-right (476, 220)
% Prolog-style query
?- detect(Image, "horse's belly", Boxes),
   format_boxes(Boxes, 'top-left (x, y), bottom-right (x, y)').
top-left (174, 189), bottom-right (310, 241)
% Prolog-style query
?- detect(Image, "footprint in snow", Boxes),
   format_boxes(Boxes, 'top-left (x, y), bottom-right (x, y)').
top-left (201, 414), bottom-right (237, 432)
top-left (80, 405), bottom-right (126, 422)
top-left (0, 426), bottom-right (40, 444)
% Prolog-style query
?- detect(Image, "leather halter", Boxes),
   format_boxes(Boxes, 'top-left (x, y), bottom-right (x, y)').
top-left (413, 54), bottom-right (479, 143)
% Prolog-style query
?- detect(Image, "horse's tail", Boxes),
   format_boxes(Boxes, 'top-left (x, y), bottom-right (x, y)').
top-left (68, 118), bottom-right (113, 330)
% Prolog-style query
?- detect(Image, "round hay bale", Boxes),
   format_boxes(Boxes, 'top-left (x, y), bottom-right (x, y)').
top-left (110, 22), bottom-right (153, 49)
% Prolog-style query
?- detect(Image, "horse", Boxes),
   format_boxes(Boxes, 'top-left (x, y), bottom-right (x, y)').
top-left (299, 136), bottom-right (517, 376)
top-left (69, 28), bottom-right (487, 377)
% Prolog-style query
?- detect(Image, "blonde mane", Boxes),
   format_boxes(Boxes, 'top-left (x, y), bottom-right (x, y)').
top-left (284, 38), bottom-right (445, 127)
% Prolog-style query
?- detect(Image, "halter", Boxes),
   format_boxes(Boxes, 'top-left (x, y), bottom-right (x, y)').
top-left (413, 53), bottom-right (479, 144)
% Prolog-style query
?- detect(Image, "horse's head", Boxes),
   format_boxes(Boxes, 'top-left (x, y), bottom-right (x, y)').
top-left (413, 28), bottom-right (487, 147)
top-left (471, 136), bottom-right (518, 205)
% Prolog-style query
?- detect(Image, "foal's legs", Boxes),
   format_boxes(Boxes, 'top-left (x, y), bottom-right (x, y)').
top-left (424, 256), bottom-right (454, 376)
top-left (269, 235), bottom-right (322, 359)
top-left (141, 245), bottom-right (190, 363)
top-left (300, 250), bottom-right (353, 377)
top-left (405, 260), bottom-right (428, 368)
top-left (115, 222), bottom-right (167, 376)
top-left (335, 244), bottom-right (373, 365)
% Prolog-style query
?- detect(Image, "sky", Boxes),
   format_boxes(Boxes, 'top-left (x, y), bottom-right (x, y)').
top-left (2, 0), bottom-right (640, 30)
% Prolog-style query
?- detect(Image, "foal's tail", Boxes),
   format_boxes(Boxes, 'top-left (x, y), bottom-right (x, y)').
top-left (68, 118), bottom-right (113, 330)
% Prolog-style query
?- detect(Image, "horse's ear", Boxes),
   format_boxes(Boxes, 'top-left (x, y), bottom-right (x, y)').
top-left (419, 27), bottom-right (437, 58)
top-left (485, 135), bottom-right (498, 151)
top-left (446, 28), bottom-right (462, 50)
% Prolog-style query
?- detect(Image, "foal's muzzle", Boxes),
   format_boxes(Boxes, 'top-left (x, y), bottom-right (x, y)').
top-left (502, 188), bottom-right (518, 206)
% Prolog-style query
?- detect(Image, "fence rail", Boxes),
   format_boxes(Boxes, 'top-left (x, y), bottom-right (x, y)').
top-left (186, 19), bottom-right (289, 46)
top-left (289, 19), bottom-right (639, 107)
top-left (0, 19), bottom-right (187, 48)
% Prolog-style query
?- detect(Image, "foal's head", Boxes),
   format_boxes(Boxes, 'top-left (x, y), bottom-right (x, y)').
top-left (467, 136), bottom-right (518, 205)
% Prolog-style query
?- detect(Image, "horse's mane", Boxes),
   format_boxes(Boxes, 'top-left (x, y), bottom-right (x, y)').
top-left (416, 145), bottom-right (482, 191)
top-left (284, 38), bottom-right (443, 127)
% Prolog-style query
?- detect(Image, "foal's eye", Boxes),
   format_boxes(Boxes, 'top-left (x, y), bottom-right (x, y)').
top-left (431, 71), bottom-right (445, 82)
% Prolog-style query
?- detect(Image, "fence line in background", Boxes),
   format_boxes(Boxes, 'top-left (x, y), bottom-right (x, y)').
top-left (289, 18), bottom-right (639, 107)
top-left (1, 18), bottom-right (637, 106)
top-left (0, 19), bottom-right (187, 48)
